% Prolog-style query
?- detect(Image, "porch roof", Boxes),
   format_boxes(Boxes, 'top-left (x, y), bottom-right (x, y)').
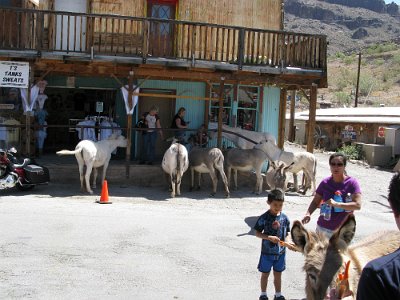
top-left (288, 107), bottom-right (400, 124)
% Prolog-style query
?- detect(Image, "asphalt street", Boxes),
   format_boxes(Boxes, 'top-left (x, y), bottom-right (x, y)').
top-left (0, 146), bottom-right (397, 300)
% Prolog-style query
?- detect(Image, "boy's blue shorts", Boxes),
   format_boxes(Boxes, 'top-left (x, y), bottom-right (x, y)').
top-left (257, 252), bottom-right (286, 273)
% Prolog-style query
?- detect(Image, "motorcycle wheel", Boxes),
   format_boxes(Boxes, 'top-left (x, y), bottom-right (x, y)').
top-left (16, 183), bottom-right (35, 191)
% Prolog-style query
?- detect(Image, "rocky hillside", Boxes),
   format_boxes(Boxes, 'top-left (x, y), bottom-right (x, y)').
top-left (284, 0), bottom-right (400, 55)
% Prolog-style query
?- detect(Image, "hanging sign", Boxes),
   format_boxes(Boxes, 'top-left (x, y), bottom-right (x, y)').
top-left (377, 126), bottom-right (385, 138)
top-left (96, 101), bottom-right (104, 113)
top-left (0, 61), bottom-right (29, 88)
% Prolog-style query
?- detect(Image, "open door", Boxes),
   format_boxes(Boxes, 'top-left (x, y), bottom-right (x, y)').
top-left (147, 0), bottom-right (176, 57)
top-left (137, 89), bottom-right (176, 160)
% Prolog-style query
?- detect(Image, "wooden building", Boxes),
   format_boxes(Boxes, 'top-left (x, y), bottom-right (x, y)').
top-left (0, 0), bottom-right (327, 168)
top-left (286, 107), bottom-right (400, 152)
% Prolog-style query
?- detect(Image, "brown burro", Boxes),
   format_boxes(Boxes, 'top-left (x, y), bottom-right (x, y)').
top-left (291, 214), bottom-right (400, 300)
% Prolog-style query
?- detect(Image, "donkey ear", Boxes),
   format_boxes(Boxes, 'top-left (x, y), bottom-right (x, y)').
top-left (330, 214), bottom-right (356, 249)
top-left (291, 220), bottom-right (312, 253)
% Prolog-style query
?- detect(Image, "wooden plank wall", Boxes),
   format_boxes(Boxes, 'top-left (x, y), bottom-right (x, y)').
top-left (178, 0), bottom-right (281, 30)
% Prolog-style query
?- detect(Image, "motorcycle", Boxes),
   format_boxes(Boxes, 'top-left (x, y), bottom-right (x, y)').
top-left (0, 147), bottom-right (50, 191)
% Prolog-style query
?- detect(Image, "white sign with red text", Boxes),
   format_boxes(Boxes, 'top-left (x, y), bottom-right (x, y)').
top-left (0, 61), bottom-right (29, 88)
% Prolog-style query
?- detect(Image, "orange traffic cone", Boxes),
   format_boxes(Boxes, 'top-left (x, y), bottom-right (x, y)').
top-left (97, 180), bottom-right (112, 204)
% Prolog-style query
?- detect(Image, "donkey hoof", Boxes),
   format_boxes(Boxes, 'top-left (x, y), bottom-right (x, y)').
top-left (225, 193), bottom-right (230, 198)
top-left (209, 192), bottom-right (216, 197)
top-left (170, 193), bottom-right (175, 198)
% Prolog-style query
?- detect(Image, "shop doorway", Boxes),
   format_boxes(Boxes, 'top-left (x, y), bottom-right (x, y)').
top-left (137, 89), bottom-right (175, 160)
top-left (44, 88), bottom-right (118, 152)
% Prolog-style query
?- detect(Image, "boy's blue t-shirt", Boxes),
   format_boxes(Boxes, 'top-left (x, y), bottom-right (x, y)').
top-left (254, 211), bottom-right (290, 255)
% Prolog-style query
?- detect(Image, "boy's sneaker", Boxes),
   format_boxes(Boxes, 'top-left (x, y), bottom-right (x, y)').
top-left (274, 296), bottom-right (285, 300)
top-left (259, 296), bottom-right (268, 300)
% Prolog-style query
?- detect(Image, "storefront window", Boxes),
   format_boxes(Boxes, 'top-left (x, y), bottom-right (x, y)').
top-left (237, 86), bottom-right (258, 131)
top-left (209, 84), bottom-right (233, 126)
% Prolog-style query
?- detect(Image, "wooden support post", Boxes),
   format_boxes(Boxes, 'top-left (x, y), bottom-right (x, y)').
top-left (217, 78), bottom-right (225, 149)
top-left (288, 90), bottom-right (296, 142)
top-left (125, 71), bottom-right (134, 178)
top-left (306, 84), bottom-right (317, 153)
top-left (204, 83), bottom-right (209, 127)
top-left (278, 88), bottom-right (287, 149)
top-left (26, 64), bottom-right (33, 157)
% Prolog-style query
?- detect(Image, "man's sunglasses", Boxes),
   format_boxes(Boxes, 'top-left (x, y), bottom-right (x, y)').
top-left (330, 162), bottom-right (344, 167)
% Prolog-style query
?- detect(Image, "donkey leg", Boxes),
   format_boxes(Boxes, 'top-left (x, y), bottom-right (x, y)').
top-left (215, 164), bottom-right (230, 198)
top-left (197, 171), bottom-right (201, 190)
top-left (92, 167), bottom-right (98, 189)
top-left (165, 172), bottom-right (172, 192)
top-left (190, 168), bottom-right (195, 192)
top-left (85, 164), bottom-right (94, 194)
top-left (226, 167), bottom-right (232, 190)
top-left (208, 170), bottom-right (218, 196)
top-left (255, 168), bottom-right (263, 195)
top-left (292, 173), bottom-right (299, 192)
top-left (176, 173), bottom-right (182, 196)
top-left (233, 169), bottom-right (238, 191)
top-left (171, 179), bottom-right (176, 198)
top-left (78, 164), bottom-right (85, 192)
top-left (75, 155), bottom-right (85, 192)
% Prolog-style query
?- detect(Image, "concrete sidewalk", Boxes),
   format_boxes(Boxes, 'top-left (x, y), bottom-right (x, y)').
top-left (35, 154), bottom-right (260, 190)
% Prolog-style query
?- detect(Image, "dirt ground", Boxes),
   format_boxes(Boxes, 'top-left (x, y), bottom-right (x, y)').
top-left (0, 143), bottom-right (397, 300)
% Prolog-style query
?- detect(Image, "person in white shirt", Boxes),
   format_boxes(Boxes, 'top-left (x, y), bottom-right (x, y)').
top-left (142, 106), bottom-right (164, 165)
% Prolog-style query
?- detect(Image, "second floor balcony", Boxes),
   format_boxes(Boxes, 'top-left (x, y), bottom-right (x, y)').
top-left (0, 7), bottom-right (327, 86)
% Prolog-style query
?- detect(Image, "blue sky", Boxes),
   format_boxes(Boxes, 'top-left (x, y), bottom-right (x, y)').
top-left (385, 0), bottom-right (400, 4)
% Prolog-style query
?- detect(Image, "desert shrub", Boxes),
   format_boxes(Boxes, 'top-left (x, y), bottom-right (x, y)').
top-left (335, 52), bottom-right (346, 59)
top-left (338, 144), bottom-right (363, 160)
top-left (392, 53), bottom-right (400, 64)
top-left (365, 43), bottom-right (398, 55)
top-left (343, 55), bottom-right (354, 65)
top-left (373, 58), bottom-right (385, 66)
top-left (352, 72), bottom-right (376, 96)
top-left (334, 91), bottom-right (352, 106)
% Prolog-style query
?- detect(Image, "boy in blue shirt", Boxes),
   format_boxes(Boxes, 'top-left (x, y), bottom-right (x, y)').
top-left (254, 189), bottom-right (296, 300)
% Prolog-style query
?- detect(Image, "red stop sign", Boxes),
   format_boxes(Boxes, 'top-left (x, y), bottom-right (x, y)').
top-left (378, 126), bottom-right (385, 138)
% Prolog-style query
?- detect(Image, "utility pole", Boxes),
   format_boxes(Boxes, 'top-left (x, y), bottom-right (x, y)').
top-left (355, 52), bottom-right (361, 107)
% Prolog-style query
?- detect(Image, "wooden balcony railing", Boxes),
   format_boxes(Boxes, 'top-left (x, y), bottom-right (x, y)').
top-left (0, 7), bottom-right (327, 71)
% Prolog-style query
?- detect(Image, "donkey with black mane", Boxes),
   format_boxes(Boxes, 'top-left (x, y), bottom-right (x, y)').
top-left (291, 214), bottom-right (400, 300)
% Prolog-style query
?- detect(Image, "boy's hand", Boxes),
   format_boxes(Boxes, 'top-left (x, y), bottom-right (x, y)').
top-left (279, 240), bottom-right (298, 251)
top-left (268, 236), bottom-right (280, 244)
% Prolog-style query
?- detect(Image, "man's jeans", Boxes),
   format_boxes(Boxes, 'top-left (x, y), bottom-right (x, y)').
top-left (143, 131), bottom-right (157, 162)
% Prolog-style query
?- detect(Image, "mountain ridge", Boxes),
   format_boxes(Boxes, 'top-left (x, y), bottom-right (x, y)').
top-left (284, 0), bottom-right (400, 55)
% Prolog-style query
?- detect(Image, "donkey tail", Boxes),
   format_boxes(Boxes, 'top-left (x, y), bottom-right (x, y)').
top-left (56, 148), bottom-right (82, 156)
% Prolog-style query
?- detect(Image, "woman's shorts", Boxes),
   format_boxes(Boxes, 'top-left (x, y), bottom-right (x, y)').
top-left (316, 225), bottom-right (335, 239)
top-left (257, 252), bottom-right (286, 273)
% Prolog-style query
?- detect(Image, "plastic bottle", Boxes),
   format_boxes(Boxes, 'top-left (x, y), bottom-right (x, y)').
top-left (344, 193), bottom-right (352, 212)
top-left (333, 190), bottom-right (345, 213)
top-left (320, 200), bottom-right (326, 217)
top-left (324, 201), bottom-right (331, 221)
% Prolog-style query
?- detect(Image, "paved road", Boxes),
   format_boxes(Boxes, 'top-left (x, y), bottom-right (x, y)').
top-left (0, 145), bottom-right (397, 300)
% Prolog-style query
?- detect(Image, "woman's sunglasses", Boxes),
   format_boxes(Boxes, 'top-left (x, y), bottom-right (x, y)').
top-left (330, 162), bottom-right (344, 167)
